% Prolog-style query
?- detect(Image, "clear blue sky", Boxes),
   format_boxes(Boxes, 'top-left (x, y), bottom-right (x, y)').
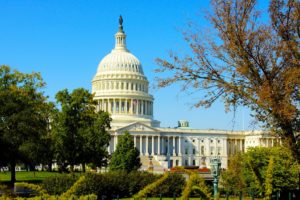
top-left (0, 0), bottom-right (269, 130)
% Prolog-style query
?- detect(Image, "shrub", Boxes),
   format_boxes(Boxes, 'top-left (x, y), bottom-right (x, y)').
top-left (42, 174), bottom-right (79, 195)
top-left (150, 173), bottom-right (186, 197)
top-left (60, 175), bottom-right (87, 199)
top-left (134, 172), bottom-right (169, 199)
top-left (134, 173), bottom-right (186, 198)
top-left (181, 173), bottom-right (212, 200)
top-left (73, 171), bottom-right (159, 199)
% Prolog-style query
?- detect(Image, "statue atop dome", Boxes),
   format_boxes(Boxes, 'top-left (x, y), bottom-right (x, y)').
top-left (119, 15), bottom-right (123, 26)
top-left (118, 15), bottom-right (124, 32)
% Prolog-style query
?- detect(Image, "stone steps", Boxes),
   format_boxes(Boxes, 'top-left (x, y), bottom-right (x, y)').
top-left (139, 156), bottom-right (165, 172)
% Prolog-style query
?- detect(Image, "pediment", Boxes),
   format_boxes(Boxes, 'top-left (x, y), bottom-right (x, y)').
top-left (116, 122), bottom-right (159, 133)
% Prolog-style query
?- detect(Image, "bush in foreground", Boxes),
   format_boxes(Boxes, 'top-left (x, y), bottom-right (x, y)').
top-left (73, 171), bottom-right (159, 198)
top-left (42, 174), bottom-right (79, 195)
top-left (134, 173), bottom-right (186, 198)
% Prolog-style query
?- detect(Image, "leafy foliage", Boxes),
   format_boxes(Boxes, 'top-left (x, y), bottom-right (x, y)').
top-left (72, 171), bottom-right (158, 199)
top-left (133, 172), bottom-right (169, 199)
top-left (0, 65), bottom-right (50, 183)
top-left (180, 173), bottom-right (212, 200)
top-left (220, 147), bottom-right (299, 197)
top-left (42, 174), bottom-right (78, 195)
top-left (53, 88), bottom-right (111, 172)
top-left (155, 0), bottom-right (300, 162)
top-left (147, 173), bottom-right (186, 197)
top-left (109, 131), bottom-right (141, 172)
top-left (3, 180), bottom-right (97, 200)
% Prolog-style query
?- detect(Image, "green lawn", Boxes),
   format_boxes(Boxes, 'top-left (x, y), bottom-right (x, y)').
top-left (0, 171), bottom-right (63, 182)
top-left (121, 198), bottom-right (260, 200)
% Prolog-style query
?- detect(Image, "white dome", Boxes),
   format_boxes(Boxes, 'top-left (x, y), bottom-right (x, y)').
top-left (97, 50), bottom-right (144, 74)
top-left (92, 18), bottom-right (160, 128)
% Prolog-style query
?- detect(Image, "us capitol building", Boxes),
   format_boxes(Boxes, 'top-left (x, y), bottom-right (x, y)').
top-left (92, 17), bottom-right (280, 171)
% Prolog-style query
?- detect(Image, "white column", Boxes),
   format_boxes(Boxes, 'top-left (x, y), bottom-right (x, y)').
top-left (271, 139), bottom-right (274, 147)
top-left (158, 136), bottom-right (161, 155)
top-left (162, 137), bottom-right (165, 155)
top-left (145, 101), bottom-right (148, 115)
top-left (198, 138), bottom-right (201, 156)
top-left (141, 100), bottom-right (144, 115)
top-left (167, 136), bottom-right (170, 155)
top-left (107, 138), bottom-right (111, 155)
top-left (107, 99), bottom-right (110, 113)
top-left (113, 99), bottom-right (116, 113)
top-left (125, 99), bottom-right (128, 113)
top-left (173, 136), bottom-right (176, 155)
top-left (146, 136), bottom-right (149, 156)
top-left (223, 138), bottom-right (227, 156)
top-left (140, 136), bottom-right (143, 155)
top-left (134, 135), bottom-right (136, 148)
top-left (234, 139), bottom-right (237, 154)
top-left (152, 136), bottom-right (155, 155)
top-left (114, 135), bottom-right (118, 152)
top-left (228, 140), bottom-right (231, 155)
top-left (136, 100), bottom-right (139, 115)
top-left (178, 136), bottom-right (182, 156)
top-left (206, 138), bottom-right (210, 156)
top-left (102, 99), bottom-right (105, 112)
top-left (215, 138), bottom-right (218, 156)
top-left (240, 139), bottom-right (243, 152)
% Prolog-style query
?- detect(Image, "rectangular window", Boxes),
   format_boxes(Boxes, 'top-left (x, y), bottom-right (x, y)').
top-left (201, 146), bottom-right (205, 155)
top-left (185, 148), bottom-right (188, 155)
top-left (185, 160), bottom-right (188, 166)
top-left (210, 147), bottom-right (214, 155)
top-left (192, 148), bottom-right (196, 155)
top-left (217, 147), bottom-right (222, 155)
top-left (192, 160), bottom-right (196, 166)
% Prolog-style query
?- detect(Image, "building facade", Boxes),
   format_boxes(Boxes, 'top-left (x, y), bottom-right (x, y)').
top-left (92, 18), bottom-right (279, 171)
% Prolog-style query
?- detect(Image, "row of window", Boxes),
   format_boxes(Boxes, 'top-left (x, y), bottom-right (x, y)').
top-left (102, 63), bottom-right (143, 73)
top-left (184, 146), bottom-right (222, 156)
top-left (186, 139), bottom-right (222, 143)
top-left (94, 81), bottom-right (148, 92)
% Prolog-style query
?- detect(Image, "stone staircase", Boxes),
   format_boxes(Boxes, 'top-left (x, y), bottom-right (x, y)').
top-left (139, 155), bottom-right (165, 172)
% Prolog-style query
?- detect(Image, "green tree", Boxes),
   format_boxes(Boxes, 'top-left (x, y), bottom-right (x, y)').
top-left (53, 88), bottom-right (111, 172)
top-left (156, 0), bottom-right (300, 163)
top-left (17, 102), bottom-right (57, 172)
top-left (109, 131), bottom-right (141, 172)
top-left (82, 110), bottom-right (111, 169)
top-left (220, 147), bottom-right (298, 197)
top-left (0, 65), bottom-right (49, 184)
top-left (220, 153), bottom-right (246, 193)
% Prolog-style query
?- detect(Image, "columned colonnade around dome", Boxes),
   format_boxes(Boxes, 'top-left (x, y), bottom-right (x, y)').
top-left (97, 98), bottom-right (153, 116)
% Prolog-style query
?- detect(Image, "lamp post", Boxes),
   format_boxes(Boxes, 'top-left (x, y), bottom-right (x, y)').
top-left (210, 157), bottom-right (221, 199)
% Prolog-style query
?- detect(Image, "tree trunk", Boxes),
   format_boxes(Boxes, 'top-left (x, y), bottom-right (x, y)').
top-left (283, 125), bottom-right (300, 164)
top-left (82, 163), bottom-right (86, 172)
top-left (10, 159), bottom-right (16, 185)
top-left (47, 162), bottom-right (52, 172)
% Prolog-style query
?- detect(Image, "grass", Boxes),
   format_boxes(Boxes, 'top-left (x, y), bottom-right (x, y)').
top-left (121, 198), bottom-right (261, 200)
top-left (0, 171), bottom-right (64, 183)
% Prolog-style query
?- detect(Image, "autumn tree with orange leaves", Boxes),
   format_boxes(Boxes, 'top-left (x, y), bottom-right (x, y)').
top-left (156, 0), bottom-right (300, 162)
